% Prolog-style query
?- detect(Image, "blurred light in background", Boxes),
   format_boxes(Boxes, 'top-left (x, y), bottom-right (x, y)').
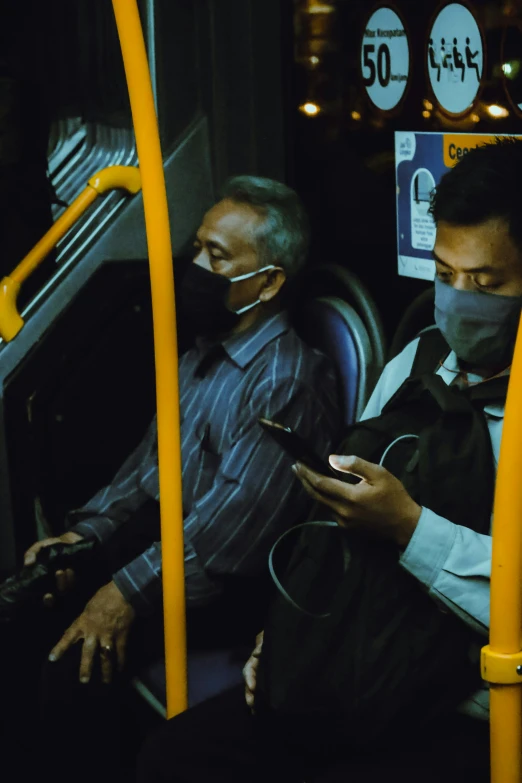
top-left (300, 101), bottom-right (321, 116)
top-left (306, 3), bottom-right (335, 13)
top-left (487, 104), bottom-right (510, 118)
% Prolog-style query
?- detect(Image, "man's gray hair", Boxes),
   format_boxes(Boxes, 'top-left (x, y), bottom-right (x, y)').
top-left (221, 175), bottom-right (310, 279)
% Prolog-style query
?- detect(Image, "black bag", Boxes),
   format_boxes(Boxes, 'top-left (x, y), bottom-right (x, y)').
top-left (256, 328), bottom-right (506, 751)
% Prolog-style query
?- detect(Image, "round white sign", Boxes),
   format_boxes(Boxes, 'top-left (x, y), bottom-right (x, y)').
top-left (427, 3), bottom-right (483, 116)
top-left (360, 7), bottom-right (410, 112)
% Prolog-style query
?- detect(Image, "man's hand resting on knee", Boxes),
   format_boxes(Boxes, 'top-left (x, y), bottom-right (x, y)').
top-left (48, 580), bottom-right (135, 684)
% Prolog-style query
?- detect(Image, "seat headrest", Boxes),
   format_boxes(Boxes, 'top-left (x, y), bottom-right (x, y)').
top-left (294, 296), bottom-right (373, 425)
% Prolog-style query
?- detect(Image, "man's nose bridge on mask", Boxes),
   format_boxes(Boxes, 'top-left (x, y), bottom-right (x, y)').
top-left (451, 272), bottom-right (477, 291)
top-left (193, 249), bottom-right (212, 272)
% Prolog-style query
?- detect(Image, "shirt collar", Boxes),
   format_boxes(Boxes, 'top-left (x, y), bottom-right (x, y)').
top-left (222, 311), bottom-right (291, 368)
top-left (194, 311), bottom-right (291, 372)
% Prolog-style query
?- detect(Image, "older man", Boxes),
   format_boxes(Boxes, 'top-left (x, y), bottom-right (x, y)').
top-left (2, 176), bottom-right (341, 782)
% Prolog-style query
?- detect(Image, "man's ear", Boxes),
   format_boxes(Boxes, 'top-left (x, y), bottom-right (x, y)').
top-left (259, 268), bottom-right (287, 303)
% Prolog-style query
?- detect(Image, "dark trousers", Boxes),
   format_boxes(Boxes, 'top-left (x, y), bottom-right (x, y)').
top-left (0, 503), bottom-right (265, 783)
top-left (0, 607), bottom-right (161, 782)
top-left (136, 684), bottom-right (491, 783)
top-left (0, 526), bottom-right (164, 783)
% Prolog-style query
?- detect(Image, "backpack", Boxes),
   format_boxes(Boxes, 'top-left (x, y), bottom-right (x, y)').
top-left (256, 328), bottom-right (507, 752)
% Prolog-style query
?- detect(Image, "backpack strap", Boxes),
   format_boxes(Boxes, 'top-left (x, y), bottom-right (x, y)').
top-left (409, 327), bottom-right (450, 379)
top-left (466, 375), bottom-right (509, 404)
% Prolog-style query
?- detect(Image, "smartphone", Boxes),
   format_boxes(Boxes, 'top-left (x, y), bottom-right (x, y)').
top-left (258, 418), bottom-right (334, 475)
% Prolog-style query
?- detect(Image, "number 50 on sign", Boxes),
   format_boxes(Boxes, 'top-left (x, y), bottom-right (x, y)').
top-left (361, 6), bottom-right (410, 113)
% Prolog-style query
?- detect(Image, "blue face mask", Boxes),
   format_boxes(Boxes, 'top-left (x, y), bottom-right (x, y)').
top-left (434, 276), bottom-right (522, 368)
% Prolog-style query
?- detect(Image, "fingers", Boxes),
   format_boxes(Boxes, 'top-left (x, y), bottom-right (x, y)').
top-left (296, 471), bottom-right (360, 527)
top-left (252, 643), bottom-right (263, 658)
top-left (243, 661), bottom-right (256, 709)
top-left (48, 623), bottom-right (80, 663)
top-left (78, 636), bottom-right (98, 684)
top-left (297, 474), bottom-right (330, 506)
top-left (294, 463), bottom-right (358, 502)
top-left (245, 687), bottom-right (255, 709)
top-left (24, 543), bottom-right (44, 566)
top-left (328, 455), bottom-right (383, 483)
top-left (243, 659), bottom-right (257, 693)
top-left (55, 568), bottom-right (76, 594)
top-left (24, 533), bottom-right (82, 566)
top-left (49, 628), bottom-right (119, 685)
top-left (43, 568), bottom-right (76, 609)
top-left (55, 570), bottom-right (67, 593)
top-left (244, 636), bottom-right (263, 710)
top-left (99, 640), bottom-right (114, 684)
top-left (24, 539), bottom-right (57, 566)
top-left (298, 473), bottom-right (351, 515)
top-left (65, 568), bottom-right (76, 589)
top-left (115, 631), bottom-right (128, 673)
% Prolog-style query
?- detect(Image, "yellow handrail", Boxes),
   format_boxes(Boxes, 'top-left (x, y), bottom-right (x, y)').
top-left (112, 0), bottom-right (187, 717)
top-left (481, 313), bottom-right (522, 783)
top-left (0, 165), bottom-right (141, 342)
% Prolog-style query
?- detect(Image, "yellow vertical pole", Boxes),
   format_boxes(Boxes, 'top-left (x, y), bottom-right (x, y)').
top-left (481, 314), bottom-right (522, 783)
top-left (111, 0), bottom-right (187, 717)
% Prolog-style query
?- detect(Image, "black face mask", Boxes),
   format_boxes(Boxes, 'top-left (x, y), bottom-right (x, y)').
top-left (179, 262), bottom-right (274, 336)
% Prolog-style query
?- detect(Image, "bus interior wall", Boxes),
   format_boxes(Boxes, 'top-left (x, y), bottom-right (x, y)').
top-left (0, 0), bottom-right (521, 571)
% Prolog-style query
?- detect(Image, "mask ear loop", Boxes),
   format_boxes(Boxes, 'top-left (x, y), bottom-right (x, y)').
top-left (234, 299), bottom-right (262, 316)
top-left (229, 264), bottom-right (277, 283)
top-left (228, 266), bottom-right (283, 315)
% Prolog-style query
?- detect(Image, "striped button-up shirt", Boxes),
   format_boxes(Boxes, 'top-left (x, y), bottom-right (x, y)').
top-left (69, 311), bottom-right (342, 615)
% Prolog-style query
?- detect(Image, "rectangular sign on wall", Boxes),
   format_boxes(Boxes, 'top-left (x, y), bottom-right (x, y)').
top-left (395, 131), bottom-right (522, 280)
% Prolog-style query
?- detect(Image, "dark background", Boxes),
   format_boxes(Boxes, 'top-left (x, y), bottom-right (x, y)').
top-left (0, 0), bottom-right (521, 567)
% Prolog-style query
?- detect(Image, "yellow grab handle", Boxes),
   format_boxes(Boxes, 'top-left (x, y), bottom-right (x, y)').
top-left (13, 165), bottom-right (141, 287)
top-left (0, 277), bottom-right (22, 342)
top-left (0, 165), bottom-right (141, 342)
top-left (112, 0), bottom-right (187, 717)
top-left (11, 187), bottom-right (98, 287)
top-left (481, 313), bottom-right (522, 783)
top-left (88, 165), bottom-right (142, 196)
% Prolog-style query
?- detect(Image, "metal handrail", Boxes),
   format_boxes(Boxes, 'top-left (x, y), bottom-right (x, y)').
top-left (481, 313), bottom-right (522, 783)
top-left (112, 0), bottom-right (187, 718)
top-left (0, 165), bottom-right (141, 342)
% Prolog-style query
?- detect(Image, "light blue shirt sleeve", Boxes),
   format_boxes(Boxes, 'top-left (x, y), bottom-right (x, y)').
top-left (400, 508), bottom-right (491, 636)
top-left (360, 339), bottom-right (497, 637)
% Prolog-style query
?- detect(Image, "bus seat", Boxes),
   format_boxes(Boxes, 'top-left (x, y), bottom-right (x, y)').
top-left (294, 296), bottom-right (373, 425)
top-left (131, 647), bottom-right (247, 718)
top-left (296, 264), bottom-right (387, 391)
top-left (388, 286), bottom-right (435, 360)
